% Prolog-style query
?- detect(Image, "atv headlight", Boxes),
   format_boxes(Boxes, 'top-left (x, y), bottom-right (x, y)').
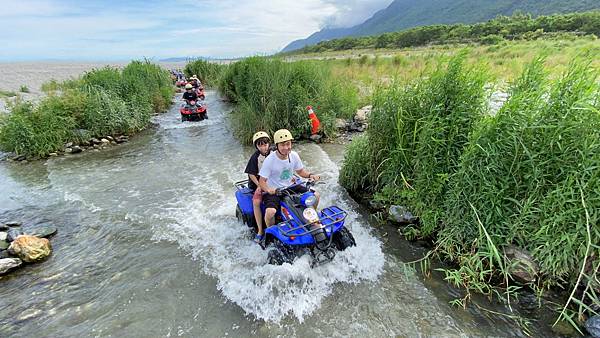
top-left (301, 193), bottom-right (317, 207)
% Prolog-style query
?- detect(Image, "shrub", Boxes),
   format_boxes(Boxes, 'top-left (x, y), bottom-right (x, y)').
top-left (218, 57), bottom-right (357, 142)
top-left (184, 59), bottom-right (227, 87)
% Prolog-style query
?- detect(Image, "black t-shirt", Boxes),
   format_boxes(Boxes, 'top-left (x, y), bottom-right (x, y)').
top-left (244, 150), bottom-right (268, 191)
top-left (183, 91), bottom-right (198, 102)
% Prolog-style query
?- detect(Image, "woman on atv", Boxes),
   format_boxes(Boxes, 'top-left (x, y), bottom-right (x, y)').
top-left (259, 129), bottom-right (320, 229)
top-left (244, 131), bottom-right (272, 243)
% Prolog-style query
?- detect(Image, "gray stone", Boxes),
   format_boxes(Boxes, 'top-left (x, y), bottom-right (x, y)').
top-left (5, 222), bottom-right (22, 227)
top-left (309, 134), bottom-right (322, 143)
top-left (7, 228), bottom-right (23, 242)
top-left (71, 146), bottom-right (82, 154)
top-left (504, 245), bottom-right (539, 284)
top-left (369, 200), bottom-right (385, 211)
top-left (586, 315), bottom-right (600, 338)
top-left (91, 138), bottom-right (101, 145)
top-left (335, 118), bottom-right (348, 130)
top-left (0, 232), bottom-right (6, 241)
top-left (0, 240), bottom-right (8, 250)
top-left (28, 225), bottom-right (57, 238)
top-left (49, 153), bottom-right (58, 157)
top-left (388, 205), bottom-right (417, 224)
top-left (115, 136), bottom-right (129, 144)
top-left (12, 155), bottom-right (26, 161)
top-left (64, 148), bottom-right (73, 153)
top-left (106, 136), bottom-right (114, 141)
top-left (0, 258), bottom-right (22, 275)
top-left (81, 140), bottom-right (91, 147)
top-left (65, 142), bottom-right (73, 148)
top-left (0, 224), bottom-right (8, 231)
top-left (355, 105), bottom-right (372, 122)
top-left (348, 121), bottom-right (366, 132)
top-left (0, 251), bottom-right (10, 259)
top-left (100, 138), bottom-right (109, 144)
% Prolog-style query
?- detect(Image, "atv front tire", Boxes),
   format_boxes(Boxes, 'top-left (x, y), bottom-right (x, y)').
top-left (333, 227), bottom-right (356, 251)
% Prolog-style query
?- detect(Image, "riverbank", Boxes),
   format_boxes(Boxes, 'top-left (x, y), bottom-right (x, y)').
top-left (338, 52), bottom-right (600, 335)
top-left (0, 60), bottom-right (175, 159)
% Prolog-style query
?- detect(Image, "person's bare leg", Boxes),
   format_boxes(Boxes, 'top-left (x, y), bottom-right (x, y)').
top-left (265, 207), bottom-right (277, 227)
top-left (253, 199), bottom-right (264, 235)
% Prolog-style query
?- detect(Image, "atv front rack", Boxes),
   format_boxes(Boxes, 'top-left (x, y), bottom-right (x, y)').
top-left (276, 206), bottom-right (347, 238)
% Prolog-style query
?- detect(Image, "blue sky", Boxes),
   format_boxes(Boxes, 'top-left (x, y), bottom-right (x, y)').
top-left (0, 0), bottom-right (392, 61)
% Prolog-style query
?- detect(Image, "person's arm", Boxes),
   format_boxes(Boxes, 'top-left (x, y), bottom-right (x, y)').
top-left (296, 168), bottom-right (319, 181)
top-left (259, 177), bottom-right (276, 195)
top-left (248, 174), bottom-right (259, 187)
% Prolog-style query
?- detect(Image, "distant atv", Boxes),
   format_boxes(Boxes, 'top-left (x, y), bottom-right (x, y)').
top-left (234, 179), bottom-right (356, 266)
top-left (197, 86), bottom-right (206, 100)
top-left (180, 100), bottom-right (207, 122)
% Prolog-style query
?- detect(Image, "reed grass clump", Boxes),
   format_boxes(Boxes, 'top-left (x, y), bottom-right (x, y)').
top-left (218, 57), bottom-right (357, 142)
top-left (349, 52), bottom-right (487, 235)
top-left (440, 58), bottom-right (600, 329)
top-left (0, 60), bottom-right (173, 157)
top-left (184, 59), bottom-right (228, 87)
top-left (340, 53), bottom-right (600, 331)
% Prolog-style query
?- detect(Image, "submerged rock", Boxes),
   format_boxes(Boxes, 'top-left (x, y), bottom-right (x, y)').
top-left (0, 250), bottom-right (10, 259)
top-left (71, 146), bottom-right (82, 154)
top-left (0, 258), bottom-right (22, 275)
top-left (0, 240), bottom-right (8, 250)
top-left (8, 235), bottom-right (52, 262)
top-left (587, 315), bottom-right (600, 338)
top-left (28, 225), bottom-right (57, 238)
top-left (504, 245), bottom-right (539, 284)
top-left (7, 228), bottom-right (23, 242)
top-left (0, 224), bottom-right (8, 231)
top-left (5, 221), bottom-right (22, 227)
top-left (388, 205), bottom-right (417, 224)
top-left (0, 231), bottom-right (6, 241)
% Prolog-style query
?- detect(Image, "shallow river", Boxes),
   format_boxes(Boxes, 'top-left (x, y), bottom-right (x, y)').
top-left (0, 92), bottom-right (554, 337)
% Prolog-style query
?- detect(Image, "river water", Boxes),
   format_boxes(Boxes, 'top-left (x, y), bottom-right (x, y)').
top-left (0, 91), bottom-right (553, 337)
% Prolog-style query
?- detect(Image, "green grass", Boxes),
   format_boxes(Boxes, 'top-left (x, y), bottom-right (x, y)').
top-left (339, 53), bottom-right (600, 332)
top-left (217, 56), bottom-right (358, 143)
top-left (0, 60), bottom-right (174, 157)
top-left (184, 59), bottom-right (228, 87)
top-left (289, 36), bottom-right (600, 96)
top-left (0, 90), bottom-right (17, 98)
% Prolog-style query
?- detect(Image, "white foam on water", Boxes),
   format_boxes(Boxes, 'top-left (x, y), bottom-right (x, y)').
top-left (155, 142), bottom-right (385, 322)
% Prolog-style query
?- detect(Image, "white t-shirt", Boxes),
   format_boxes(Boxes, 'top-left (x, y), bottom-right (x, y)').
top-left (259, 151), bottom-right (303, 188)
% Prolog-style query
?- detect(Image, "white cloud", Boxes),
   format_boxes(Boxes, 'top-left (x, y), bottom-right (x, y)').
top-left (321, 0), bottom-right (394, 28)
top-left (0, 0), bottom-right (392, 60)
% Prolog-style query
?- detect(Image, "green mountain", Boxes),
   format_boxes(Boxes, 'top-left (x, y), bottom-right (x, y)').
top-left (282, 0), bottom-right (600, 52)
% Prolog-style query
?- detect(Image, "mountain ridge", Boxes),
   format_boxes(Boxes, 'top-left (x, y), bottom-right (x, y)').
top-left (282, 0), bottom-right (600, 52)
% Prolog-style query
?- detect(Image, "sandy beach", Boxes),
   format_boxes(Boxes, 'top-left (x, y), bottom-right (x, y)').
top-left (0, 61), bottom-right (186, 112)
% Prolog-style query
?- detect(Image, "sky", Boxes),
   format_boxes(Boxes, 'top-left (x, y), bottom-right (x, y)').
top-left (0, 0), bottom-right (393, 61)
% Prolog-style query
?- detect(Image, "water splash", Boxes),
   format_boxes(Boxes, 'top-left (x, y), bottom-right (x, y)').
top-left (155, 142), bottom-right (385, 322)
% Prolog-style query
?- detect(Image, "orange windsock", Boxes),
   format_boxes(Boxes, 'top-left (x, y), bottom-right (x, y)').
top-left (307, 105), bottom-right (321, 135)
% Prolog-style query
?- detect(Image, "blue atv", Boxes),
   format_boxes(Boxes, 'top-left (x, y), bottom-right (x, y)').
top-left (234, 179), bottom-right (356, 266)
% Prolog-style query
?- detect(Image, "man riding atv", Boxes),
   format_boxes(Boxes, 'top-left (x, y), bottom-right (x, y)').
top-left (259, 129), bottom-right (320, 228)
top-left (182, 83), bottom-right (198, 103)
top-left (235, 129), bottom-right (355, 265)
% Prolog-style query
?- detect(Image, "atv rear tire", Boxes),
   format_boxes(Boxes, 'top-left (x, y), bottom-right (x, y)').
top-left (333, 227), bottom-right (356, 251)
top-left (236, 204), bottom-right (244, 224)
